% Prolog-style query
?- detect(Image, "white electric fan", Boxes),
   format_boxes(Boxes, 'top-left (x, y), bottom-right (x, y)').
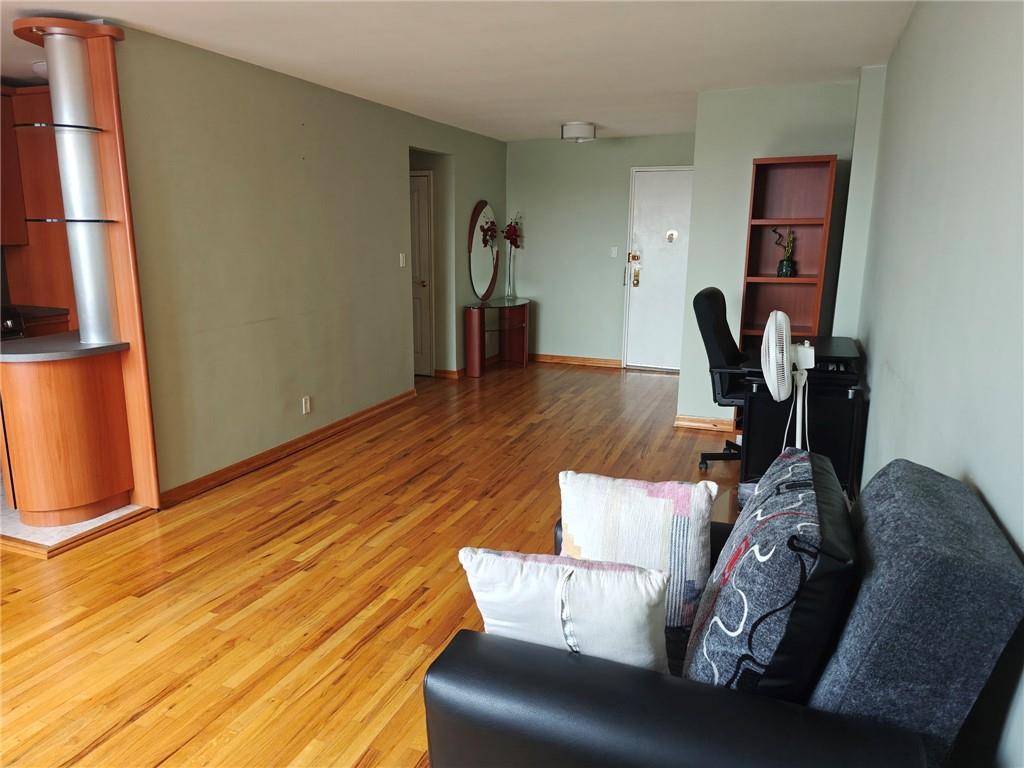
top-left (760, 310), bottom-right (815, 450)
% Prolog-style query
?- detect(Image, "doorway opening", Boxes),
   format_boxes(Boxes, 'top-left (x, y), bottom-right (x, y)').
top-left (622, 166), bottom-right (694, 371)
top-left (409, 169), bottom-right (434, 376)
top-left (409, 148), bottom-right (452, 378)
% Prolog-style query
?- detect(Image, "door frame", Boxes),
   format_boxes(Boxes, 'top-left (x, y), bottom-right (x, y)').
top-left (620, 165), bottom-right (695, 371)
top-left (410, 170), bottom-right (436, 375)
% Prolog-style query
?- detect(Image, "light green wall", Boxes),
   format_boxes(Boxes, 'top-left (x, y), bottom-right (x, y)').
top-left (675, 80), bottom-right (859, 419)
top-left (506, 135), bottom-right (694, 360)
top-left (117, 30), bottom-right (505, 491)
top-left (857, 4), bottom-right (1023, 763)
top-left (833, 66), bottom-right (886, 336)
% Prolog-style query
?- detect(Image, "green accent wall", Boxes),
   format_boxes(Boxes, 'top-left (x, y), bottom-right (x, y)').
top-left (857, 5), bottom-right (1023, 763)
top-left (675, 80), bottom-right (859, 420)
top-left (506, 135), bottom-right (694, 360)
top-left (117, 30), bottom-right (505, 491)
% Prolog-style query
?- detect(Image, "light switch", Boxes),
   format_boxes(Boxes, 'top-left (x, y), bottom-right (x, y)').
top-left (399, 252), bottom-right (406, 267)
top-left (610, 246), bottom-right (619, 259)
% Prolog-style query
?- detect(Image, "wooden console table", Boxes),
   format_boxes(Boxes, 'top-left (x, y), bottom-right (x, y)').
top-left (464, 298), bottom-right (530, 378)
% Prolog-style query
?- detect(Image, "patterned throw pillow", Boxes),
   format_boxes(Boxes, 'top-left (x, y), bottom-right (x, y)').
top-left (558, 472), bottom-right (718, 670)
top-left (459, 548), bottom-right (670, 672)
top-left (683, 449), bottom-right (857, 703)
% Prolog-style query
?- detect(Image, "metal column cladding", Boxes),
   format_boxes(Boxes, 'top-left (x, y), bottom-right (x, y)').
top-left (43, 32), bottom-right (118, 344)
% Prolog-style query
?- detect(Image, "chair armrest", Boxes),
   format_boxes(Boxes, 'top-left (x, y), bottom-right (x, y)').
top-left (424, 630), bottom-right (925, 768)
top-left (710, 365), bottom-right (747, 375)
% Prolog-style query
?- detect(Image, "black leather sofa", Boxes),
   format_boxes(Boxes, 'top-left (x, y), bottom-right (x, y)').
top-left (423, 460), bottom-right (1024, 768)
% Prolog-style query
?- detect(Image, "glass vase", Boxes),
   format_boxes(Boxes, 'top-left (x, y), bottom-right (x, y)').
top-left (505, 250), bottom-right (517, 298)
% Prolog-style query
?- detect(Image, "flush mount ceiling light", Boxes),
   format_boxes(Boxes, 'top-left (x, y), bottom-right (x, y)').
top-left (31, 60), bottom-right (47, 77)
top-left (561, 121), bottom-right (597, 143)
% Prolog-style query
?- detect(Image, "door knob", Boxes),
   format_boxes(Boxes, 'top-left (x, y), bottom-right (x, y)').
top-left (632, 267), bottom-right (641, 287)
top-left (419, 280), bottom-right (428, 287)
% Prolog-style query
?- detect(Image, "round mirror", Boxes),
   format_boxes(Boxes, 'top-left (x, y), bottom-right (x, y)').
top-left (469, 200), bottom-right (499, 300)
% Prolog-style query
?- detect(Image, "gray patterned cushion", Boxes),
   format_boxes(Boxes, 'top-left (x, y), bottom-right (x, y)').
top-left (683, 449), bottom-right (858, 702)
top-left (809, 459), bottom-right (1024, 767)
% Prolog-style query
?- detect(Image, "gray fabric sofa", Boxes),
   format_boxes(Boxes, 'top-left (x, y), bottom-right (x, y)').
top-left (810, 459), bottom-right (1024, 765)
top-left (424, 459), bottom-right (1024, 767)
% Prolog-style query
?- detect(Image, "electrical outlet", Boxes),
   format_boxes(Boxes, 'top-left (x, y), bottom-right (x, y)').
top-left (610, 246), bottom-right (619, 259)
top-left (301, 395), bottom-right (311, 415)
top-left (399, 252), bottom-right (406, 268)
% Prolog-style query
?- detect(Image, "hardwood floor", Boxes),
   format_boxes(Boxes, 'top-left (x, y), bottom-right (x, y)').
top-left (1, 364), bottom-right (738, 767)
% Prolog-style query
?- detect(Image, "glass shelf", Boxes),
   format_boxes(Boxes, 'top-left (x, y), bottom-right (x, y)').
top-left (466, 297), bottom-right (530, 309)
top-left (14, 122), bottom-right (103, 132)
top-left (26, 218), bottom-right (117, 224)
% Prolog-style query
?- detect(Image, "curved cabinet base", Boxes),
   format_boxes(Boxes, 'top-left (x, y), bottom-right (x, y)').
top-left (19, 490), bottom-right (131, 527)
top-left (1, 350), bottom-right (134, 527)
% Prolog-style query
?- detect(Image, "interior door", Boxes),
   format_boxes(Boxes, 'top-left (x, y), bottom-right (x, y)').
top-left (623, 167), bottom-right (694, 370)
top-left (410, 172), bottom-right (434, 376)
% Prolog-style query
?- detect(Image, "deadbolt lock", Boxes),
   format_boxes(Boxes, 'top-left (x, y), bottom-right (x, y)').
top-left (628, 251), bottom-right (641, 262)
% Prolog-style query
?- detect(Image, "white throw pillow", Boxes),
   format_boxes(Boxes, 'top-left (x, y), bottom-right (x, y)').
top-left (559, 472), bottom-right (718, 632)
top-left (459, 547), bottom-right (669, 672)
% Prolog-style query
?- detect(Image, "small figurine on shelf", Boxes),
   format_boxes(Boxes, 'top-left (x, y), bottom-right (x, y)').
top-left (772, 226), bottom-right (796, 277)
top-left (502, 213), bottom-right (523, 298)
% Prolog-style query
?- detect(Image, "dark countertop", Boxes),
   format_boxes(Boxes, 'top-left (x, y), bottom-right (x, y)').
top-left (7, 304), bottom-right (70, 320)
top-left (0, 331), bottom-right (128, 363)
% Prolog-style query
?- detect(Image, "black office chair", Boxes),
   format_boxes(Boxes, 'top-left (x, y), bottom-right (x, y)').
top-left (692, 287), bottom-right (748, 471)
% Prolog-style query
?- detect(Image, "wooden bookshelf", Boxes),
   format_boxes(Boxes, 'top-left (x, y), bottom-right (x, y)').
top-left (739, 155), bottom-right (837, 351)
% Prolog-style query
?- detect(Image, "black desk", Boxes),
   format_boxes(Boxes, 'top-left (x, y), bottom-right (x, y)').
top-left (739, 337), bottom-right (868, 497)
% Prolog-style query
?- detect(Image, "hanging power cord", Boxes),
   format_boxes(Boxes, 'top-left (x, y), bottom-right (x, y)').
top-left (782, 394), bottom-right (796, 452)
top-left (781, 378), bottom-right (811, 452)
top-left (803, 380), bottom-right (811, 452)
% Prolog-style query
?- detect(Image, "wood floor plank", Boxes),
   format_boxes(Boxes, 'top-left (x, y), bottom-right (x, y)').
top-left (1, 364), bottom-right (738, 767)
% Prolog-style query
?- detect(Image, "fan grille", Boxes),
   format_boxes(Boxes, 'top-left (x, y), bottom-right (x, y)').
top-left (760, 309), bottom-right (792, 401)
top-left (774, 321), bottom-right (788, 392)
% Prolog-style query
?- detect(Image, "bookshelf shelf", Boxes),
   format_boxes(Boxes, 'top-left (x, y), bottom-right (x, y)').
top-left (745, 276), bottom-right (818, 284)
top-left (750, 218), bottom-right (825, 226)
top-left (742, 324), bottom-right (813, 337)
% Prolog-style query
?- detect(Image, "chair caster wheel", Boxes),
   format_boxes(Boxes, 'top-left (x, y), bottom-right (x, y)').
top-left (699, 461), bottom-right (709, 472)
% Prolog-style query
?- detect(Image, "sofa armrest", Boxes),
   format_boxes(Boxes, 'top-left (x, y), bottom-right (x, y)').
top-left (424, 630), bottom-right (925, 768)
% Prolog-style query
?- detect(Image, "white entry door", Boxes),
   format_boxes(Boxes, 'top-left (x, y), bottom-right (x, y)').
top-left (623, 167), bottom-right (694, 370)
top-left (410, 172), bottom-right (434, 375)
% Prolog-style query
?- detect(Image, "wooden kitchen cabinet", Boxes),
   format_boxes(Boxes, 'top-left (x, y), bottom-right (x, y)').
top-left (2, 85), bottom-right (78, 329)
top-left (1, 91), bottom-right (28, 245)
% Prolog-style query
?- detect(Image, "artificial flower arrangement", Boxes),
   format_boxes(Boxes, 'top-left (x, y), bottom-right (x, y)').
top-left (480, 217), bottom-right (499, 249)
top-left (502, 214), bottom-right (523, 250)
top-left (502, 213), bottom-right (524, 298)
top-left (772, 226), bottom-right (796, 277)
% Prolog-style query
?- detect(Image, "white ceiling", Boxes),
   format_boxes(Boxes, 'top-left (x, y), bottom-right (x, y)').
top-left (1, 1), bottom-right (912, 141)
